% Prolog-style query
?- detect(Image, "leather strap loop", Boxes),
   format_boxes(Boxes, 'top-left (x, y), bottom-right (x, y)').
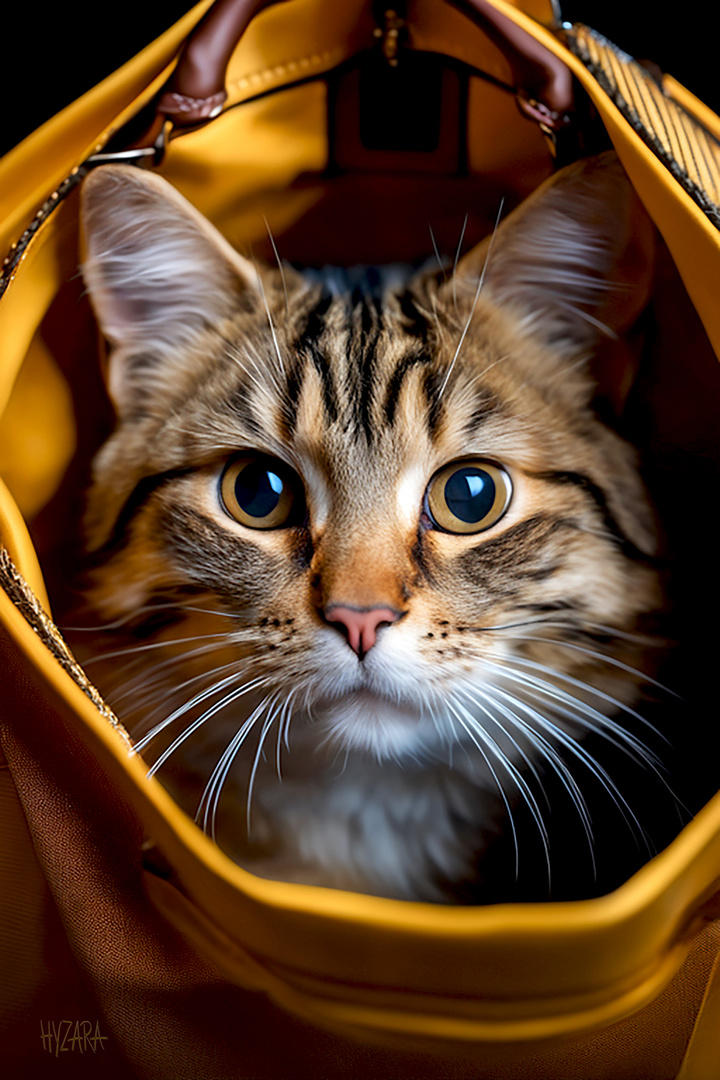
top-left (157, 89), bottom-right (228, 124)
top-left (447, 0), bottom-right (573, 130)
top-left (161, 0), bottom-right (289, 126)
top-left (129, 0), bottom-right (576, 145)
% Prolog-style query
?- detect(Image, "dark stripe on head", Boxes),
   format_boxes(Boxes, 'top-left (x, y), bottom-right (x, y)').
top-left (398, 290), bottom-right (431, 339)
top-left (353, 294), bottom-right (382, 442)
top-left (515, 599), bottom-right (579, 616)
top-left (457, 515), bottom-right (576, 586)
top-left (92, 466), bottom-right (196, 560)
top-left (529, 470), bottom-right (657, 564)
top-left (279, 354), bottom-right (305, 440)
top-left (463, 390), bottom-right (503, 438)
top-left (423, 367), bottom-right (445, 435)
top-left (294, 293), bottom-right (338, 426)
top-left (384, 352), bottom-right (432, 426)
top-left (226, 384), bottom-right (267, 441)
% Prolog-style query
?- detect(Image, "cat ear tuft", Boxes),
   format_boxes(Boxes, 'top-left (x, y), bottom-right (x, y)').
top-left (80, 165), bottom-right (259, 416)
top-left (450, 151), bottom-right (656, 358)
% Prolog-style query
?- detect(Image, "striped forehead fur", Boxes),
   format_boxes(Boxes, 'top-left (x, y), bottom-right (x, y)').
top-left (89, 256), bottom-right (651, 553)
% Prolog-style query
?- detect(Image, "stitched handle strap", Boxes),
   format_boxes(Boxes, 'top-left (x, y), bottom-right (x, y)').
top-left (125, 0), bottom-right (577, 150)
top-left (158, 0), bottom-right (289, 124)
top-left (447, 0), bottom-right (573, 130)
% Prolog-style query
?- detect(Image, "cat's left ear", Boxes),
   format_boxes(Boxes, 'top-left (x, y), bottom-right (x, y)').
top-left (80, 165), bottom-right (260, 416)
top-left (448, 151), bottom-right (656, 407)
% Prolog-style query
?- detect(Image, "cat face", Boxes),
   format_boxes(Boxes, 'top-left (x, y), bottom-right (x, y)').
top-left (76, 154), bottom-right (668, 900)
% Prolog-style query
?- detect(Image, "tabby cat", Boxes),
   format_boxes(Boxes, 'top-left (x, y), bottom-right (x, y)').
top-left (74, 152), bottom-right (696, 904)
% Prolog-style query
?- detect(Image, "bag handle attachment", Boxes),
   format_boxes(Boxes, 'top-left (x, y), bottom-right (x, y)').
top-left (447, 0), bottom-right (573, 135)
top-left (112, 0), bottom-right (290, 157)
top-left (446, 0), bottom-right (605, 163)
top-left (115, 0), bottom-right (582, 160)
top-left (1, 0), bottom-right (590, 302)
top-left (157, 0), bottom-right (290, 125)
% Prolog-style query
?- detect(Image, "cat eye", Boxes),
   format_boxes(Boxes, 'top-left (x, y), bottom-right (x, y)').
top-left (220, 455), bottom-right (303, 529)
top-left (425, 460), bottom-right (512, 534)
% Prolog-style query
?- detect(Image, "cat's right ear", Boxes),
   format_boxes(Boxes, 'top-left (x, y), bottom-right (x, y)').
top-left (80, 165), bottom-right (259, 417)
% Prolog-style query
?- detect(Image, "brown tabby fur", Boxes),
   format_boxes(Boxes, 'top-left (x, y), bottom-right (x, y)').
top-left (72, 152), bottom-right (688, 903)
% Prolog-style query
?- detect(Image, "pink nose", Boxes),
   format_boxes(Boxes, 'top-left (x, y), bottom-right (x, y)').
top-left (325, 605), bottom-right (401, 658)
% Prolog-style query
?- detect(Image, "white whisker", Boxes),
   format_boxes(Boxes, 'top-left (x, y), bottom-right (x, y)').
top-left (130, 659), bottom-right (253, 744)
top-left (264, 216), bottom-right (289, 319)
top-left (247, 696), bottom-right (283, 832)
top-left (453, 696), bottom-right (550, 860)
top-left (110, 640), bottom-right (247, 709)
top-left (479, 679), bottom-right (653, 853)
top-left (276, 687), bottom-right (298, 773)
top-left (480, 655), bottom-right (663, 766)
top-left (253, 253), bottom-right (287, 378)
top-left (198, 694), bottom-right (273, 839)
top-left (493, 652), bottom-right (667, 742)
top-left (451, 212), bottom-right (468, 319)
top-left (446, 702), bottom-right (520, 880)
top-left (440, 199), bottom-right (504, 398)
top-left (139, 675), bottom-right (270, 772)
top-left (461, 685), bottom-right (596, 873)
top-left (504, 632), bottom-right (678, 698)
top-left (428, 224), bottom-right (447, 284)
top-left (82, 630), bottom-right (233, 667)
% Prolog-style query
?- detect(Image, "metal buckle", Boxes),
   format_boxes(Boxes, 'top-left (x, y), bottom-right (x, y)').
top-left (86, 123), bottom-right (169, 170)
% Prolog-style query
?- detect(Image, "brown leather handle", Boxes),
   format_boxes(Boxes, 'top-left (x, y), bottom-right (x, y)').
top-left (446, 0), bottom-right (574, 129)
top-left (130, 0), bottom-right (575, 149)
top-left (158, 0), bottom-right (290, 124)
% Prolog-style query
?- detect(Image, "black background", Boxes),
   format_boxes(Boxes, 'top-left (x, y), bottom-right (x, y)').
top-left (3, 2), bottom-right (718, 158)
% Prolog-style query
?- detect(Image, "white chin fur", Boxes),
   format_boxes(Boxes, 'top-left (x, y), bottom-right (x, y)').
top-left (317, 691), bottom-right (436, 759)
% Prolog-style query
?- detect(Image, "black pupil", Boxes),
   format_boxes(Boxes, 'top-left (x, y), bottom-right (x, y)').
top-left (444, 467), bottom-right (495, 523)
top-left (235, 461), bottom-right (285, 518)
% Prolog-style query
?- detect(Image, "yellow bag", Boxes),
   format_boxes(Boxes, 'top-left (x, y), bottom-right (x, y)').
top-left (3, 2), bottom-right (720, 1076)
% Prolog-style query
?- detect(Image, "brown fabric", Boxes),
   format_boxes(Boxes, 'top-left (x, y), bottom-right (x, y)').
top-left (2, 614), bottom-right (720, 1079)
top-left (0, 766), bottom-right (112, 1079)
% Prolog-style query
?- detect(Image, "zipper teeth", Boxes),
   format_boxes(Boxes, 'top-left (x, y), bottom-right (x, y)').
top-left (0, 167), bottom-right (88, 301)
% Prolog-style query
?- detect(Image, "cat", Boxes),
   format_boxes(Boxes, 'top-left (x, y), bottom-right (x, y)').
top-left (72, 151), bottom-right (699, 904)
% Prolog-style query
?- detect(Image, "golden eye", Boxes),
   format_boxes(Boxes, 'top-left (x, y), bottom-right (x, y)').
top-left (426, 460), bottom-right (512, 534)
top-left (220, 455), bottom-right (302, 529)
